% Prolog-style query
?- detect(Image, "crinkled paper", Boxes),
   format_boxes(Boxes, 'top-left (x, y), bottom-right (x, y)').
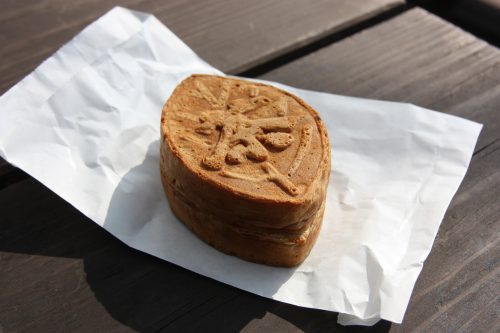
top-left (0, 7), bottom-right (482, 325)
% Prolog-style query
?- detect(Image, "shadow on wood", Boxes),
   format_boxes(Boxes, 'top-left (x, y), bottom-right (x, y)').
top-left (409, 0), bottom-right (500, 48)
top-left (0, 177), bottom-right (392, 332)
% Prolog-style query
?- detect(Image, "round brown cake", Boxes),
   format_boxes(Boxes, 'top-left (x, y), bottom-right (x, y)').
top-left (160, 74), bottom-right (330, 266)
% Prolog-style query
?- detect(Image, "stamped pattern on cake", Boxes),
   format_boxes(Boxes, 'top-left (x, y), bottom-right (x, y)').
top-left (187, 80), bottom-right (312, 196)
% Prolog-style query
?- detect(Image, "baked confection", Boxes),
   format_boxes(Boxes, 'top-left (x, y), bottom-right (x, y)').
top-left (160, 74), bottom-right (330, 266)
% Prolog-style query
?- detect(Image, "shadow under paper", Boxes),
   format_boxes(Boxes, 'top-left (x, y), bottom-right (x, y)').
top-left (0, 140), bottom-right (392, 332)
top-left (102, 138), bottom-right (296, 289)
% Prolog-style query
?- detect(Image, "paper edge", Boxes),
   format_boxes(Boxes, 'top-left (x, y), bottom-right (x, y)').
top-left (0, 7), bottom-right (486, 327)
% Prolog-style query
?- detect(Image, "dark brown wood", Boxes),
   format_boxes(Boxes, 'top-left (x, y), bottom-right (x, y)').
top-left (398, 139), bottom-right (500, 333)
top-left (261, 8), bottom-right (500, 154)
top-left (261, 8), bottom-right (500, 333)
top-left (0, 1), bottom-right (402, 332)
top-left (1, 4), bottom-right (499, 333)
top-left (0, 0), bottom-right (403, 94)
top-left (420, 0), bottom-right (500, 47)
top-left (0, 0), bottom-right (403, 179)
top-left (0, 178), bottom-right (393, 332)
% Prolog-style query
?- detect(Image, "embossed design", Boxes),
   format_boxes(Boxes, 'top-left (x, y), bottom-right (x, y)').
top-left (202, 114), bottom-right (295, 170)
top-left (287, 125), bottom-right (312, 177)
top-left (179, 134), bottom-right (211, 147)
top-left (192, 82), bottom-right (295, 170)
top-left (221, 162), bottom-right (299, 196)
top-left (189, 80), bottom-right (312, 196)
top-left (191, 80), bottom-right (231, 108)
top-left (249, 85), bottom-right (259, 97)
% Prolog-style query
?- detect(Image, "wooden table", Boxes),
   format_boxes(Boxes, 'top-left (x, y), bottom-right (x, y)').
top-left (1, 1), bottom-right (499, 332)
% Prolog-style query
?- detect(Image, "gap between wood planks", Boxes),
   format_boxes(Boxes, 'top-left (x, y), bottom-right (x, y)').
top-left (236, 3), bottom-right (411, 77)
top-left (409, 0), bottom-right (500, 49)
top-left (0, 2), bottom-right (411, 190)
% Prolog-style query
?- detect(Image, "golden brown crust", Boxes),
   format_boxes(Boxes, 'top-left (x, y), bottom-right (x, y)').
top-left (162, 175), bottom-right (325, 267)
top-left (160, 75), bottom-right (330, 266)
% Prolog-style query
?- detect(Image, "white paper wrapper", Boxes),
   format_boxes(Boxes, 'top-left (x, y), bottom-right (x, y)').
top-left (0, 7), bottom-right (481, 325)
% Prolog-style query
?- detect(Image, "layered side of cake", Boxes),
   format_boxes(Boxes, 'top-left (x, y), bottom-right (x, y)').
top-left (160, 75), bottom-right (330, 266)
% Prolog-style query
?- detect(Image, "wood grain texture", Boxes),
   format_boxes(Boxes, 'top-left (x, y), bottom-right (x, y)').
top-left (0, 0), bottom-right (403, 94)
top-left (261, 8), bottom-right (500, 333)
top-left (395, 140), bottom-right (500, 333)
top-left (432, 0), bottom-right (500, 46)
top-left (0, 0), bottom-right (404, 179)
top-left (0, 178), bottom-right (392, 333)
top-left (1, 4), bottom-right (499, 333)
top-left (261, 8), bottom-right (500, 154)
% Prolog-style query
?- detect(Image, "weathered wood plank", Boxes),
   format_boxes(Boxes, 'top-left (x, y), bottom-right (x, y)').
top-left (0, 178), bottom-right (234, 332)
top-left (0, 0), bottom-right (404, 180)
top-left (261, 8), bottom-right (500, 154)
top-left (0, 0), bottom-right (404, 94)
top-left (1, 178), bottom-right (390, 332)
top-left (402, 144), bottom-right (500, 333)
top-left (1, 5), bottom-right (499, 333)
top-left (455, 296), bottom-right (500, 333)
top-left (260, 8), bottom-right (500, 332)
top-left (419, 0), bottom-right (500, 47)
